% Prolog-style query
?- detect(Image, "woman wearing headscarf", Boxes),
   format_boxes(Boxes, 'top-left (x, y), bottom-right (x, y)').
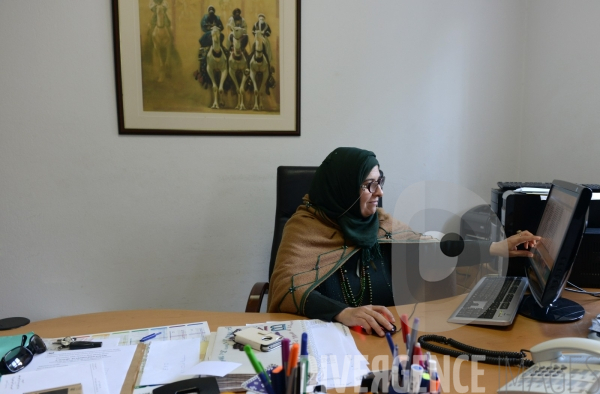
top-left (267, 148), bottom-right (539, 336)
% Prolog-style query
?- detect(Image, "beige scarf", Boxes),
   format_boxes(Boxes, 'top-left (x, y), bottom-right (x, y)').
top-left (267, 196), bottom-right (422, 314)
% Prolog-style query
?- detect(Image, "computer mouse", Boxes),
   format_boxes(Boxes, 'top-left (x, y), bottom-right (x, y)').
top-left (588, 331), bottom-right (600, 341)
top-left (361, 323), bottom-right (397, 336)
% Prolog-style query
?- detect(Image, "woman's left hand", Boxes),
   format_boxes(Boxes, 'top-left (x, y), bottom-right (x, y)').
top-left (489, 230), bottom-right (541, 258)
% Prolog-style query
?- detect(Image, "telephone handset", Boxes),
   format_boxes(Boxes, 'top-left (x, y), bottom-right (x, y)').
top-left (499, 337), bottom-right (600, 393)
top-left (530, 337), bottom-right (600, 362)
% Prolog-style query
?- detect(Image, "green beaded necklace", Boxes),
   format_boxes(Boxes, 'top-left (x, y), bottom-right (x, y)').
top-left (339, 259), bottom-right (373, 307)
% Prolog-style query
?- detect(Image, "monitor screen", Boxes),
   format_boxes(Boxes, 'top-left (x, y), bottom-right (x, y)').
top-left (528, 185), bottom-right (578, 291)
top-left (521, 180), bottom-right (592, 320)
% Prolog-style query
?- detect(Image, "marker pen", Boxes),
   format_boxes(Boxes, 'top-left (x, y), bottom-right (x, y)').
top-left (429, 360), bottom-right (439, 393)
top-left (409, 364), bottom-right (423, 394)
top-left (400, 314), bottom-right (410, 345)
top-left (300, 333), bottom-right (308, 358)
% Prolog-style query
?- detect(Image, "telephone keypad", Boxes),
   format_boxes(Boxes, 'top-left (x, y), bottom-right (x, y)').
top-left (499, 358), bottom-right (600, 393)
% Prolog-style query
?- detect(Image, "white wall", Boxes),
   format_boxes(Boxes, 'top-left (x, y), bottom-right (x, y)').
top-left (1, 0), bottom-right (533, 321)
top-left (520, 0), bottom-right (600, 183)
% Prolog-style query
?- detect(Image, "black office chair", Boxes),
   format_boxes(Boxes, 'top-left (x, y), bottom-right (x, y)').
top-left (245, 166), bottom-right (317, 312)
top-left (245, 166), bottom-right (382, 312)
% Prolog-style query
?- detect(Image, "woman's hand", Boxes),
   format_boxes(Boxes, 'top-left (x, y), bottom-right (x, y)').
top-left (334, 305), bottom-right (395, 337)
top-left (489, 230), bottom-right (541, 258)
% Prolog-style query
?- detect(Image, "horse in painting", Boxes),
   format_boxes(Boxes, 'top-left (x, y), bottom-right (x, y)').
top-left (206, 26), bottom-right (229, 109)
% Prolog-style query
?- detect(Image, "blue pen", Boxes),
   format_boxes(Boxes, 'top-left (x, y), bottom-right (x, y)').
top-left (300, 332), bottom-right (308, 360)
top-left (140, 332), bottom-right (161, 342)
top-left (385, 332), bottom-right (395, 357)
top-left (258, 371), bottom-right (277, 394)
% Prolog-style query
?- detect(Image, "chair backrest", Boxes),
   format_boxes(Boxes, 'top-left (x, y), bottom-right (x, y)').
top-left (268, 166), bottom-right (383, 280)
top-left (268, 166), bottom-right (318, 279)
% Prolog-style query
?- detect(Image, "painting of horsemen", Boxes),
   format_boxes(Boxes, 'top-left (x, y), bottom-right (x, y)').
top-left (111, 0), bottom-right (299, 135)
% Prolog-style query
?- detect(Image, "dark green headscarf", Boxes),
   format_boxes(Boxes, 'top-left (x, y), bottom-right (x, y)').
top-left (309, 147), bottom-right (380, 249)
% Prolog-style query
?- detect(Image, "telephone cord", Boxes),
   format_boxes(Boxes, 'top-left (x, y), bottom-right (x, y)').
top-left (418, 334), bottom-right (534, 367)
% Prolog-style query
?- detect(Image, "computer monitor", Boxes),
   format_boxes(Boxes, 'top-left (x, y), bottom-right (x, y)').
top-left (519, 180), bottom-right (592, 322)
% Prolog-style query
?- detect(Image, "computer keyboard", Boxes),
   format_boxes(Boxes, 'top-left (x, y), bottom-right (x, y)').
top-left (497, 182), bottom-right (600, 192)
top-left (447, 276), bottom-right (528, 326)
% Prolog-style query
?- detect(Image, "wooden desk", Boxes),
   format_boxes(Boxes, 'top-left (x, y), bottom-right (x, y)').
top-left (2, 291), bottom-right (599, 394)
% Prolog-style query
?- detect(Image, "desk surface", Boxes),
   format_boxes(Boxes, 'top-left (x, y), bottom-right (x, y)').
top-left (3, 291), bottom-right (599, 394)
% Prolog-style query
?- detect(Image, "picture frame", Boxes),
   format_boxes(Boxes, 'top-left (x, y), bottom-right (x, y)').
top-left (111, 0), bottom-right (300, 136)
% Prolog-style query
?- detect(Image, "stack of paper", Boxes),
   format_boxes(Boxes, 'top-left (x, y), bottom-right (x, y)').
top-left (3, 320), bottom-right (366, 393)
top-left (0, 322), bottom-right (210, 394)
top-left (514, 187), bottom-right (550, 194)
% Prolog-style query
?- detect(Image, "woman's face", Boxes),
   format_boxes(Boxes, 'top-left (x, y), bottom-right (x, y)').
top-left (359, 165), bottom-right (383, 217)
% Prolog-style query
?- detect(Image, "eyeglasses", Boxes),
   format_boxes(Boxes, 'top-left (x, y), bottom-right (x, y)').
top-left (360, 176), bottom-right (385, 193)
top-left (0, 334), bottom-right (47, 374)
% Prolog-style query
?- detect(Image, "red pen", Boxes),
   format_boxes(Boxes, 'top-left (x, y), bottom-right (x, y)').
top-left (413, 343), bottom-right (424, 367)
top-left (400, 314), bottom-right (410, 344)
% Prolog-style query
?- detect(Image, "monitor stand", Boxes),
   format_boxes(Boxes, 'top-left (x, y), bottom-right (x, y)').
top-left (519, 295), bottom-right (584, 322)
top-left (0, 317), bottom-right (30, 331)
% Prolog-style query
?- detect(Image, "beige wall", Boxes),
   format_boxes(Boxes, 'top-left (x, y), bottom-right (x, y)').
top-left (2, 0), bottom-right (598, 321)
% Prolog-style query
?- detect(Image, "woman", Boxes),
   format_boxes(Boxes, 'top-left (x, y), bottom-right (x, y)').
top-left (267, 148), bottom-right (539, 336)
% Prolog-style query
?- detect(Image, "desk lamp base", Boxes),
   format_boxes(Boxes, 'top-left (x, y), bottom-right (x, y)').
top-left (0, 317), bottom-right (30, 331)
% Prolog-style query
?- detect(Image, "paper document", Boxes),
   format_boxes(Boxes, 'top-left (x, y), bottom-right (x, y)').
top-left (133, 387), bottom-right (154, 394)
top-left (44, 321), bottom-right (210, 346)
top-left (304, 320), bottom-right (370, 388)
top-left (0, 362), bottom-right (109, 394)
top-left (515, 187), bottom-right (549, 194)
top-left (26, 345), bottom-right (137, 394)
top-left (139, 338), bottom-right (201, 385)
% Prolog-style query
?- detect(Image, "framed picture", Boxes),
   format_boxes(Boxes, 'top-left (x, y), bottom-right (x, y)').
top-left (111, 0), bottom-right (300, 135)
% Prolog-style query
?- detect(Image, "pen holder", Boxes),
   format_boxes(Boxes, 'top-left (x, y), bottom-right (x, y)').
top-left (241, 364), bottom-right (327, 394)
top-left (242, 370), bottom-right (325, 394)
top-left (361, 370), bottom-right (441, 394)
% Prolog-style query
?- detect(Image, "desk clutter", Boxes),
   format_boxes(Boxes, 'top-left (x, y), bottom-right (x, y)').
top-left (360, 315), bottom-right (440, 394)
top-left (0, 320), bottom-right (367, 394)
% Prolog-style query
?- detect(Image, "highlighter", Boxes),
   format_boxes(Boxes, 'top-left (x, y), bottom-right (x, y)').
top-left (287, 343), bottom-right (300, 376)
top-left (244, 344), bottom-right (271, 385)
top-left (428, 360), bottom-right (439, 393)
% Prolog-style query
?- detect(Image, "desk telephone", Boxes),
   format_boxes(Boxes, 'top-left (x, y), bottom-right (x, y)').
top-left (499, 338), bottom-right (600, 393)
